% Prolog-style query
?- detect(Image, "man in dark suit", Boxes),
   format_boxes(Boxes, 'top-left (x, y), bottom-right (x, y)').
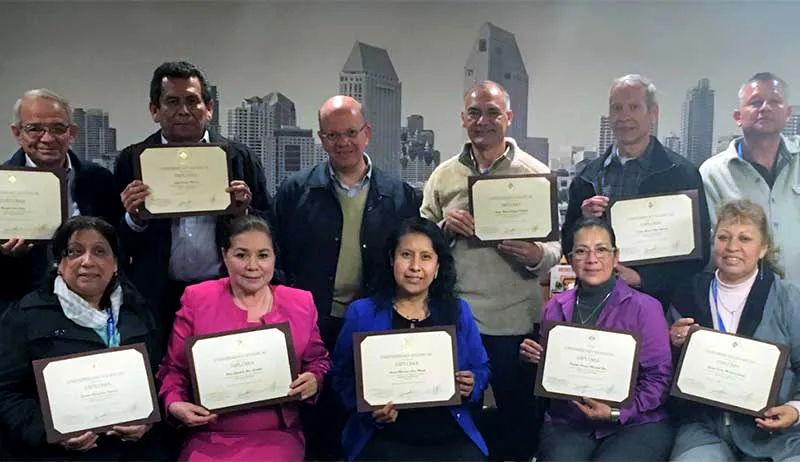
top-left (0, 89), bottom-right (122, 312)
top-left (114, 61), bottom-right (271, 338)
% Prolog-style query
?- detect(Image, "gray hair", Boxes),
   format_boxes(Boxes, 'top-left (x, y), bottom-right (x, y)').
top-left (12, 88), bottom-right (72, 126)
top-left (465, 81), bottom-right (511, 112)
top-left (738, 72), bottom-right (789, 102)
top-left (611, 74), bottom-right (658, 109)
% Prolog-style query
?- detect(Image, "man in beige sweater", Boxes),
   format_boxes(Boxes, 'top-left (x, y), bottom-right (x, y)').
top-left (421, 81), bottom-right (561, 460)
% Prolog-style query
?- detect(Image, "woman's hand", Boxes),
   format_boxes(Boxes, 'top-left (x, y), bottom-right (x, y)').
top-left (168, 401), bottom-right (218, 427)
top-left (756, 405), bottom-right (800, 431)
top-left (106, 424), bottom-right (151, 442)
top-left (519, 338), bottom-right (544, 364)
top-left (372, 402), bottom-right (398, 424)
top-left (572, 398), bottom-right (612, 421)
top-left (456, 371), bottom-right (475, 398)
top-left (57, 431), bottom-right (97, 451)
top-left (289, 372), bottom-right (319, 400)
top-left (670, 317), bottom-right (697, 348)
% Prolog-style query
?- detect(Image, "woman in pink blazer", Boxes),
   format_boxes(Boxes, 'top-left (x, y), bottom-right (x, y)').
top-left (157, 215), bottom-right (330, 461)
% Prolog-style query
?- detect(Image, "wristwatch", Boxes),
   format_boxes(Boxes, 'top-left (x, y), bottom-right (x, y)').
top-left (609, 407), bottom-right (621, 423)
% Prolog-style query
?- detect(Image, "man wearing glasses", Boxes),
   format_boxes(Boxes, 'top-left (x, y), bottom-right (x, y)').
top-left (421, 81), bottom-right (562, 461)
top-left (0, 89), bottom-right (121, 313)
top-left (273, 95), bottom-right (419, 460)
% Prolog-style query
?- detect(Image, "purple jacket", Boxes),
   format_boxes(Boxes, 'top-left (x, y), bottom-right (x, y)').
top-left (542, 278), bottom-right (672, 438)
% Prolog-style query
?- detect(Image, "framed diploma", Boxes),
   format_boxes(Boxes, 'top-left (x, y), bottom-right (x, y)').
top-left (607, 189), bottom-right (703, 266)
top-left (0, 166), bottom-right (67, 242)
top-left (133, 143), bottom-right (235, 219)
top-left (534, 321), bottom-right (640, 406)
top-left (468, 174), bottom-right (558, 243)
top-left (353, 326), bottom-right (460, 412)
top-left (671, 327), bottom-right (789, 416)
top-left (32, 343), bottom-right (161, 443)
top-left (186, 323), bottom-right (299, 414)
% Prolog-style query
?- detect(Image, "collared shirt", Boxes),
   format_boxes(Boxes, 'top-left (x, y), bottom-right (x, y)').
top-left (126, 130), bottom-right (221, 282)
top-left (599, 138), bottom-right (655, 200)
top-left (328, 153), bottom-right (373, 199)
top-left (737, 138), bottom-right (792, 189)
top-left (470, 144), bottom-right (511, 175)
top-left (25, 153), bottom-right (79, 216)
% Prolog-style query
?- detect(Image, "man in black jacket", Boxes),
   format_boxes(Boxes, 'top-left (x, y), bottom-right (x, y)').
top-left (274, 95), bottom-right (419, 460)
top-left (114, 61), bottom-right (271, 337)
top-left (1, 89), bottom-right (122, 312)
top-left (562, 74), bottom-right (710, 310)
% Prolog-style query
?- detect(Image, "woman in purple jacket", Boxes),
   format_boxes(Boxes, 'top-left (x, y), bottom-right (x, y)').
top-left (520, 217), bottom-right (674, 461)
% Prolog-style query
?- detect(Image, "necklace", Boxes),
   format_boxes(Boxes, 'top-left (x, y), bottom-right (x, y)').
top-left (392, 301), bottom-right (429, 328)
top-left (575, 291), bottom-right (613, 325)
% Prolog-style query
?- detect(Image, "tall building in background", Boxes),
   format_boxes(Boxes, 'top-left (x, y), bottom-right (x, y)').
top-left (716, 134), bottom-right (738, 154)
top-left (209, 85), bottom-right (221, 138)
top-left (400, 114), bottom-right (439, 187)
top-left (782, 105), bottom-right (800, 137)
top-left (340, 41), bottom-right (402, 176)
top-left (598, 115), bottom-right (613, 154)
top-left (227, 92), bottom-right (296, 192)
top-left (464, 22), bottom-right (529, 142)
top-left (270, 127), bottom-right (315, 192)
top-left (519, 136), bottom-right (549, 166)
top-left (71, 108), bottom-right (116, 164)
top-left (681, 78), bottom-right (715, 166)
top-left (664, 133), bottom-right (682, 155)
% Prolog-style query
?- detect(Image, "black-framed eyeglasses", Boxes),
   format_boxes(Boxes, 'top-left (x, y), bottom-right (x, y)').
top-left (319, 123), bottom-right (367, 142)
top-left (568, 245), bottom-right (616, 260)
top-left (19, 123), bottom-right (70, 137)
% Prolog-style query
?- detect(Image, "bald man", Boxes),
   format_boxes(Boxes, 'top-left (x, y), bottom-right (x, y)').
top-left (421, 81), bottom-right (561, 461)
top-left (273, 95), bottom-right (419, 459)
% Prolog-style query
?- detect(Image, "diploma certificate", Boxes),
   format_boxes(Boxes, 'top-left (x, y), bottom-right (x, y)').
top-left (0, 167), bottom-right (66, 241)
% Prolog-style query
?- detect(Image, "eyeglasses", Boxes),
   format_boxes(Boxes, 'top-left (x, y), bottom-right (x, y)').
top-left (319, 123), bottom-right (367, 142)
top-left (19, 123), bottom-right (70, 137)
top-left (569, 245), bottom-right (615, 260)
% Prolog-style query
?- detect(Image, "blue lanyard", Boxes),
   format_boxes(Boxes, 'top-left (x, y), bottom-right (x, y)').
top-left (710, 278), bottom-right (728, 333)
top-left (105, 307), bottom-right (116, 345)
top-left (736, 139), bottom-right (743, 159)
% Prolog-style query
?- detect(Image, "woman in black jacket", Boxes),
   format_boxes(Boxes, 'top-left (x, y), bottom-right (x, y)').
top-left (0, 216), bottom-right (165, 460)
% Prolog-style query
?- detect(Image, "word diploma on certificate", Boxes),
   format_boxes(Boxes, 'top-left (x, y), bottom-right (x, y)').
top-left (468, 174), bottom-right (558, 243)
top-left (608, 190), bottom-right (702, 266)
top-left (535, 322), bottom-right (640, 406)
top-left (671, 327), bottom-right (789, 416)
top-left (133, 144), bottom-right (234, 218)
top-left (32, 344), bottom-right (160, 443)
top-left (0, 166), bottom-right (67, 241)
top-left (187, 323), bottom-right (299, 414)
top-left (354, 326), bottom-right (460, 411)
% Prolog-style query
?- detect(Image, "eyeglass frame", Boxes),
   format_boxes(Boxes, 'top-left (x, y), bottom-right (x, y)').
top-left (568, 245), bottom-right (617, 260)
top-left (318, 122), bottom-right (368, 143)
top-left (17, 123), bottom-right (72, 137)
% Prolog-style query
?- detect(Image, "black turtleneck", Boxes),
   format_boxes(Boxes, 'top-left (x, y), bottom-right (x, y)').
top-left (572, 275), bottom-right (617, 325)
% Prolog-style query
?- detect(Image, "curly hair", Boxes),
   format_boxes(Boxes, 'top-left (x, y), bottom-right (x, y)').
top-left (715, 199), bottom-right (784, 278)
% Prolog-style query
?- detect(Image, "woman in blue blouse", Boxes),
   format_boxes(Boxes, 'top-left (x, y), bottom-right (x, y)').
top-left (332, 216), bottom-right (490, 461)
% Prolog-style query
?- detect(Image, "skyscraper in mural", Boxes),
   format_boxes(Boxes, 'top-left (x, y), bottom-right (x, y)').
top-left (464, 22), bottom-right (529, 142)
top-left (400, 115), bottom-right (439, 187)
top-left (681, 78), bottom-right (715, 166)
top-left (227, 92), bottom-right (296, 192)
top-left (71, 108), bottom-right (116, 164)
top-left (782, 105), bottom-right (800, 137)
top-left (209, 84), bottom-right (221, 138)
top-left (340, 41), bottom-right (402, 175)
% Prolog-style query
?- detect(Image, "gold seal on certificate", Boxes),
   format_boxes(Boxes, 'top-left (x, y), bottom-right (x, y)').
top-left (671, 328), bottom-right (789, 416)
top-left (187, 323), bottom-right (299, 414)
top-left (608, 190), bottom-right (702, 266)
top-left (468, 174), bottom-right (558, 243)
top-left (32, 344), bottom-right (161, 443)
top-left (0, 166), bottom-right (67, 241)
top-left (133, 144), bottom-right (233, 218)
top-left (534, 322), bottom-right (640, 406)
top-left (353, 326), bottom-right (460, 411)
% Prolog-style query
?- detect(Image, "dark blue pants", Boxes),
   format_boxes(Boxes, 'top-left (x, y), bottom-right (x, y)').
top-left (537, 421), bottom-right (674, 461)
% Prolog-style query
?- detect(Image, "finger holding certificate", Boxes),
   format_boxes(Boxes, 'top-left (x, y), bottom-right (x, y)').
top-left (132, 144), bottom-right (235, 219)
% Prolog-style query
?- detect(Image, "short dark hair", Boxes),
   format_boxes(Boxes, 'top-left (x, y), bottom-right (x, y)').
top-left (376, 217), bottom-right (461, 325)
top-left (218, 215), bottom-right (274, 252)
top-left (52, 216), bottom-right (119, 261)
top-left (739, 72), bottom-right (788, 100)
top-left (149, 61), bottom-right (212, 107)
top-left (570, 217), bottom-right (617, 252)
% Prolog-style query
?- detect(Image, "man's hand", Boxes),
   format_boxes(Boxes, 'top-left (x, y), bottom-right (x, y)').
top-left (498, 240), bottom-right (543, 266)
top-left (443, 208), bottom-right (475, 237)
top-left (572, 398), bottom-right (612, 421)
top-left (121, 180), bottom-right (150, 225)
top-left (227, 180), bottom-right (252, 213)
top-left (581, 195), bottom-right (609, 218)
top-left (615, 264), bottom-right (641, 288)
top-left (0, 238), bottom-right (33, 257)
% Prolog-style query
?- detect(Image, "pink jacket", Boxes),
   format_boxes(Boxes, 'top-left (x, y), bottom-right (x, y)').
top-left (157, 278), bottom-right (330, 461)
